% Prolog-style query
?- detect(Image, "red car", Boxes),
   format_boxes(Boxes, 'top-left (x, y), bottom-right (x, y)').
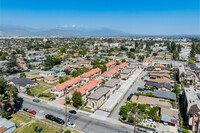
top-left (28, 110), bottom-right (36, 114)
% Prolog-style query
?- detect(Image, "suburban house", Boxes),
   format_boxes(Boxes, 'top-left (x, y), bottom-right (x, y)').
top-left (74, 79), bottom-right (103, 100)
top-left (44, 76), bottom-right (58, 83)
top-left (57, 72), bottom-right (66, 77)
top-left (9, 77), bottom-right (38, 92)
top-left (103, 79), bottom-right (120, 95)
top-left (105, 61), bottom-right (116, 70)
top-left (135, 95), bottom-right (172, 108)
top-left (51, 67), bottom-right (66, 72)
top-left (40, 71), bottom-right (56, 77)
top-left (182, 86), bottom-right (200, 132)
top-left (143, 57), bottom-right (153, 67)
top-left (27, 75), bottom-right (44, 81)
top-left (149, 72), bottom-right (170, 79)
top-left (118, 62), bottom-right (129, 72)
top-left (120, 69), bottom-right (132, 80)
top-left (0, 118), bottom-right (16, 133)
top-left (80, 68), bottom-right (102, 82)
top-left (50, 77), bottom-right (83, 97)
top-left (160, 108), bottom-right (179, 126)
top-left (142, 90), bottom-right (177, 101)
top-left (101, 67), bottom-right (120, 80)
top-left (145, 82), bottom-right (172, 91)
top-left (147, 77), bottom-right (171, 84)
top-left (87, 87), bottom-right (110, 109)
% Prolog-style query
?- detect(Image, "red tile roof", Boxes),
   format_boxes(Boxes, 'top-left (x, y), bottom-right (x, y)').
top-left (51, 77), bottom-right (83, 91)
top-left (75, 79), bottom-right (103, 95)
top-left (118, 62), bottom-right (129, 69)
top-left (81, 68), bottom-right (101, 78)
top-left (102, 67), bottom-right (119, 77)
top-left (106, 61), bottom-right (116, 67)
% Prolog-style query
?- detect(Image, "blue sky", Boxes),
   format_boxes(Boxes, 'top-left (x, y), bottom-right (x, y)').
top-left (0, 0), bottom-right (200, 35)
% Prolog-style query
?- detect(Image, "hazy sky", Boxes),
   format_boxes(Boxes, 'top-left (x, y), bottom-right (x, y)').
top-left (0, 0), bottom-right (200, 35)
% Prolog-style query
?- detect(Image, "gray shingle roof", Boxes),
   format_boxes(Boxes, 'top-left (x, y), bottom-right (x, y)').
top-left (121, 69), bottom-right (132, 74)
top-left (145, 82), bottom-right (171, 90)
top-left (142, 90), bottom-right (177, 101)
top-left (9, 77), bottom-right (34, 87)
top-left (104, 79), bottom-right (120, 88)
top-left (88, 87), bottom-right (110, 100)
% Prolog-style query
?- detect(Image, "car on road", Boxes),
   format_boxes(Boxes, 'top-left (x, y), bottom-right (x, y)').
top-left (33, 99), bottom-right (40, 103)
top-left (45, 114), bottom-right (55, 121)
top-left (23, 108), bottom-right (29, 112)
top-left (69, 110), bottom-right (77, 114)
top-left (66, 122), bottom-right (76, 128)
top-left (127, 93), bottom-right (134, 100)
top-left (54, 117), bottom-right (65, 125)
top-left (28, 110), bottom-right (36, 114)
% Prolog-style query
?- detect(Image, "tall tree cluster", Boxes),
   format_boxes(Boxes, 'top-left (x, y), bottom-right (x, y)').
top-left (0, 77), bottom-right (19, 115)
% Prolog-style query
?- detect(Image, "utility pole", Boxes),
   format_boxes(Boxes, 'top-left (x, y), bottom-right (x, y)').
top-left (134, 111), bottom-right (137, 133)
top-left (65, 98), bottom-right (68, 127)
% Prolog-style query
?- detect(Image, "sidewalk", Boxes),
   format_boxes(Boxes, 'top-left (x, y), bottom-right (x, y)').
top-left (99, 68), bottom-right (143, 112)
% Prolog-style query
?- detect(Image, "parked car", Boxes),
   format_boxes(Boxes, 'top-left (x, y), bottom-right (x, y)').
top-left (137, 128), bottom-right (146, 132)
top-left (137, 87), bottom-right (144, 91)
top-left (33, 99), bottom-right (40, 103)
top-left (28, 110), bottom-right (36, 114)
top-left (145, 119), bottom-right (155, 124)
top-left (54, 117), bottom-right (65, 125)
top-left (127, 93), bottom-right (134, 100)
top-left (69, 110), bottom-right (77, 114)
top-left (163, 122), bottom-right (168, 126)
top-left (66, 122), bottom-right (76, 128)
top-left (23, 108), bottom-right (29, 112)
top-left (45, 114), bottom-right (55, 121)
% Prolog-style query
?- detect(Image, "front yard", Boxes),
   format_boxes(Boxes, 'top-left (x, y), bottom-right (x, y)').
top-left (29, 85), bottom-right (49, 95)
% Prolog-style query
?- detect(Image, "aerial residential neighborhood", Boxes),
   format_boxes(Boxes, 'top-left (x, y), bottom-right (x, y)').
top-left (0, 0), bottom-right (199, 133)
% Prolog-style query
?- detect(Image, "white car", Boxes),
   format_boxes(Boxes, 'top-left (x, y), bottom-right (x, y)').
top-left (67, 122), bottom-right (76, 128)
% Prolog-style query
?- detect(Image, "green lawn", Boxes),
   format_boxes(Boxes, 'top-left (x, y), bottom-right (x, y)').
top-left (31, 72), bottom-right (40, 75)
top-left (10, 113), bottom-right (32, 128)
top-left (19, 121), bottom-right (60, 133)
top-left (29, 85), bottom-right (48, 95)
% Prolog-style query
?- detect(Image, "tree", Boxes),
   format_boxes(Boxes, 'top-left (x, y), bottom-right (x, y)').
top-left (86, 55), bottom-right (91, 60)
top-left (63, 69), bottom-right (70, 75)
top-left (188, 60), bottom-right (195, 64)
top-left (20, 72), bottom-right (26, 78)
top-left (122, 59), bottom-right (126, 63)
top-left (72, 91), bottom-right (82, 108)
top-left (120, 105), bottom-right (129, 115)
top-left (60, 47), bottom-right (66, 53)
top-left (172, 50), bottom-right (179, 60)
top-left (172, 82), bottom-right (181, 95)
top-left (65, 97), bottom-right (71, 104)
top-left (138, 104), bottom-right (147, 112)
top-left (6, 55), bottom-right (20, 74)
top-left (190, 49), bottom-right (196, 58)
top-left (59, 77), bottom-right (64, 83)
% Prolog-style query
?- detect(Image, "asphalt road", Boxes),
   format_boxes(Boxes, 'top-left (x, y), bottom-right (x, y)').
top-left (21, 96), bottom-right (134, 133)
top-left (109, 70), bottom-right (147, 119)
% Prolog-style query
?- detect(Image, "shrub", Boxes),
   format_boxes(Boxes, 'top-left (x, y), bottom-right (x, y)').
top-left (1, 112), bottom-right (11, 119)
top-left (64, 130), bottom-right (71, 133)
top-left (128, 116), bottom-right (134, 123)
top-left (38, 93), bottom-right (51, 98)
top-left (122, 113), bottom-right (128, 120)
top-left (182, 129), bottom-right (190, 133)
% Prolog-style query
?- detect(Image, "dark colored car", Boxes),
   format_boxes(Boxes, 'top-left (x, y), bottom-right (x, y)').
top-left (137, 87), bottom-right (144, 91)
top-left (127, 93), bottom-right (134, 100)
top-left (23, 108), bottom-right (29, 112)
top-left (33, 99), bottom-right (40, 103)
top-left (69, 110), bottom-right (77, 114)
top-left (45, 114), bottom-right (55, 121)
top-left (54, 117), bottom-right (65, 125)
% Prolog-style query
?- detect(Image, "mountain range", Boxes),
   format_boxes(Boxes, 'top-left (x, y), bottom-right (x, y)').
top-left (0, 25), bottom-right (132, 37)
top-left (0, 25), bottom-right (199, 37)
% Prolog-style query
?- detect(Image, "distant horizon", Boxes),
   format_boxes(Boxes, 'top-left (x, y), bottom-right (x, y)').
top-left (0, 0), bottom-right (200, 35)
